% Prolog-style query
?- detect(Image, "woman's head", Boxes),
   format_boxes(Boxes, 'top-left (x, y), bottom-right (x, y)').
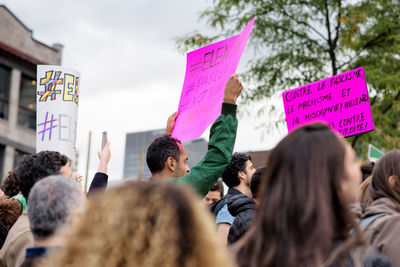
top-left (1, 171), bottom-right (20, 198)
top-left (371, 150), bottom-right (400, 202)
top-left (258, 123), bottom-right (361, 212)
top-left (235, 123), bottom-right (362, 267)
top-left (46, 182), bottom-right (233, 267)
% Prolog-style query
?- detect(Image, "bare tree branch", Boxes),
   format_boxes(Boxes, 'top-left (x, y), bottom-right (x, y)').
top-left (333, 0), bottom-right (342, 48)
top-left (273, 4), bottom-right (328, 42)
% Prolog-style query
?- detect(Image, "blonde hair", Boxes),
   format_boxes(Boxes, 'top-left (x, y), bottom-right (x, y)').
top-left (43, 181), bottom-right (235, 267)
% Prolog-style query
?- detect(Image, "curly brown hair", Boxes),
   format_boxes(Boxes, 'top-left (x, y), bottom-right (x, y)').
top-left (44, 182), bottom-right (235, 267)
top-left (0, 197), bottom-right (22, 230)
top-left (1, 171), bottom-right (20, 198)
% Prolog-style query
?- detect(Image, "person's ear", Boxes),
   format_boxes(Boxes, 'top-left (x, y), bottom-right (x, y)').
top-left (388, 175), bottom-right (399, 189)
top-left (166, 157), bottom-right (176, 172)
top-left (238, 171), bottom-right (245, 182)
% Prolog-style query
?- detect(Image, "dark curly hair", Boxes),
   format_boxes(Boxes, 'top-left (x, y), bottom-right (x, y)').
top-left (146, 135), bottom-right (182, 174)
top-left (14, 151), bottom-right (68, 200)
top-left (0, 198), bottom-right (22, 230)
top-left (221, 153), bottom-right (251, 188)
top-left (1, 171), bottom-right (20, 197)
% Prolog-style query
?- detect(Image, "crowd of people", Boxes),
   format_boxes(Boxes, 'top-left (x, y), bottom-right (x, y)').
top-left (0, 74), bottom-right (398, 267)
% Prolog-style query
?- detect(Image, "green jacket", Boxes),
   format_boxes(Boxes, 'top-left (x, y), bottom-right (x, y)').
top-left (169, 103), bottom-right (238, 197)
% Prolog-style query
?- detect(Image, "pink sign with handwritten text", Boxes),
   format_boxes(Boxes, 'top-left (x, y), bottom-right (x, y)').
top-left (172, 18), bottom-right (255, 142)
top-left (282, 67), bottom-right (374, 137)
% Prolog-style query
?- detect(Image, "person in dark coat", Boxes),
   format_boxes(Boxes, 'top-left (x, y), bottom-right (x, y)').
top-left (227, 167), bottom-right (264, 244)
top-left (211, 152), bottom-right (256, 245)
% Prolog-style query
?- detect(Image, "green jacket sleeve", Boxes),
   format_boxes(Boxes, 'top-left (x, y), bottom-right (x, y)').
top-left (169, 103), bottom-right (238, 197)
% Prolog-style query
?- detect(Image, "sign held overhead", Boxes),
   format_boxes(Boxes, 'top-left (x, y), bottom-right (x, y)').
top-left (282, 67), bottom-right (374, 137)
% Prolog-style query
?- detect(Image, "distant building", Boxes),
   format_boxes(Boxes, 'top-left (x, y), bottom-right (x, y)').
top-left (0, 5), bottom-right (62, 180)
top-left (123, 129), bottom-right (164, 180)
top-left (184, 138), bottom-right (208, 168)
top-left (123, 129), bottom-right (208, 180)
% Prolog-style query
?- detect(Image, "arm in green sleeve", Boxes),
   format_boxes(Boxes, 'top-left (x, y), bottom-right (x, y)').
top-left (169, 103), bottom-right (238, 197)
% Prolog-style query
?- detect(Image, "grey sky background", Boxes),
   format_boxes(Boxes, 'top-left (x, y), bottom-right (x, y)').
top-left (2, 0), bottom-right (287, 182)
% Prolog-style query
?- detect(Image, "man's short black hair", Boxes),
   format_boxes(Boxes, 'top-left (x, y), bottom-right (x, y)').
top-left (146, 135), bottom-right (182, 174)
top-left (251, 167), bottom-right (264, 199)
top-left (14, 151), bottom-right (68, 200)
top-left (222, 153), bottom-right (251, 188)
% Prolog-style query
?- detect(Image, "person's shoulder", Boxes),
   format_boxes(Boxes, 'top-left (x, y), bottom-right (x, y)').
top-left (210, 196), bottom-right (227, 214)
top-left (3, 213), bottom-right (32, 248)
top-left (228, 194), bottom-right (254, 210)
top-left (368, 212), bottom-right (400, 234)
top-left (216, 203), bottom-right (229, 217)
top-left (8, 212), bottom-right (30, 236)
top-left (216, 203), bottom-right (235, 224)
top-left (363, 249), bottom-right (393, 267)
top-left (328, 247), bottom-right (392, 267)
top-left (0, 214), bottom-right (33, 267)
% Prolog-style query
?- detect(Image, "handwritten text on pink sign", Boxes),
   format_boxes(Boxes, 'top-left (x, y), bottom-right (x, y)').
top-left (172, 18), bottom-right (255, 142)
top-left (282, 67), bottom-right (374, 137)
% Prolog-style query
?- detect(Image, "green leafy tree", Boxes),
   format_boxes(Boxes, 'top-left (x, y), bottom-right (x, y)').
top-left (177, 0), bottom-right (400, 157)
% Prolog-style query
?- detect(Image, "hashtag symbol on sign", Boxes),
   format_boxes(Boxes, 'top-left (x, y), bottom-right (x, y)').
top-left (37, 112), bottom-right (57, 141)
top-left (74, 77), bottom-right (79, 104)
top-left (38, 71), bottom-right (63, 101)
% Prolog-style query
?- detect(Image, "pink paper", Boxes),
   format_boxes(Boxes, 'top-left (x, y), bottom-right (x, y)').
top-left (282, 67), bottom-right (374, 137)
top-left (172, 18), bottom-right (255, 142)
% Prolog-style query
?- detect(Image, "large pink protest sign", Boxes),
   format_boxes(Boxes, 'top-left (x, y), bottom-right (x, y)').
top-left (282, 67), bottom-right (374, 137)
top-left (172, 18), bottom-right (255, 142)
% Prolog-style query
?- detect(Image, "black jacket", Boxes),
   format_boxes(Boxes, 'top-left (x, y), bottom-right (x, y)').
top-left (87, 172), bottom-right (108, 196)
top-left (211, 188), bottom-right (242, 218)
top-left (227, 193), bottom-right (255, 244)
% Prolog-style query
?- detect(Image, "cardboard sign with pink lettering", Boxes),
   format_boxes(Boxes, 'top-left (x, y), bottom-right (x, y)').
top-left (282, 67), bottom-right (374, 137)
top-left (172, 18), bottom-right (255, 142)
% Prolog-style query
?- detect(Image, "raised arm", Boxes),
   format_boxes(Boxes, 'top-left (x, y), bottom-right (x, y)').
top-left (87, 140), bottom-right (111, 195)
top-left (165, 111), bottom-right (178, 135)
top-left (169, 74), bottom-right (242, 197)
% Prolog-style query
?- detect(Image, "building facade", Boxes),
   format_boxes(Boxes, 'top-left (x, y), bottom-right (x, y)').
top-left (0, 5), bottom-right (62, 180)
top-left (123, 129), bottom-right (208, 180)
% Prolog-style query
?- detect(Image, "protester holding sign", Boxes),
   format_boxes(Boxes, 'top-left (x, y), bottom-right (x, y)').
top-left (172, 18), bottom-right (255, 142)
top-left (146, 74), bottom-right (242, 197)
top-left (0, 143), bottom-right (110, 267)
top-left (0, 151), bottom-right (70, 267)
top-left (36, 66), bottom-right (80, 161)
top-left (282, 67), bottom-right (374, 137)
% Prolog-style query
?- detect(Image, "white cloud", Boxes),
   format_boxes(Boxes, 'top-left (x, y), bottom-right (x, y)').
top-left (1, 0), bottom-right (287, 182)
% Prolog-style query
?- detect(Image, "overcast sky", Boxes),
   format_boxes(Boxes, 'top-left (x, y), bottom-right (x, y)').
top-left (2, 0), bottom-right (287, 182)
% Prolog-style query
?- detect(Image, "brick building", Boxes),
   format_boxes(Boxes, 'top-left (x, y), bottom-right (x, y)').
top-left (0, 5), bottom-right (62, 180)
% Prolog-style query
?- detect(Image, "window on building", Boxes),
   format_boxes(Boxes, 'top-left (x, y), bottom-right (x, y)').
top-left (0, 64), bottom-right (11, 120)
top-left (13, 149), bottom-right (29, 169)
top-left (18, 75), bottom-right (36, 130)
